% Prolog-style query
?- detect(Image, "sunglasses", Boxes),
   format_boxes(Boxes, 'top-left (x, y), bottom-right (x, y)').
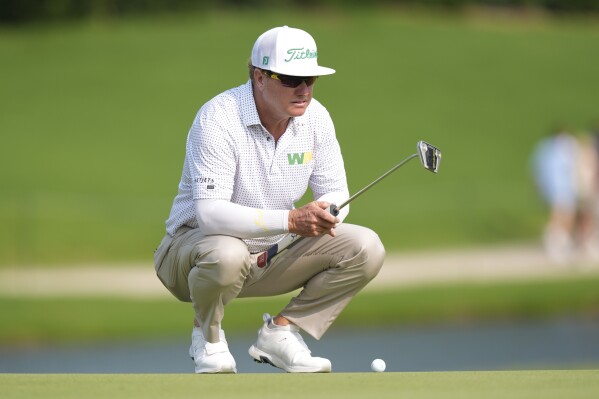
top-left (262, 70), bottom-right (318, 88)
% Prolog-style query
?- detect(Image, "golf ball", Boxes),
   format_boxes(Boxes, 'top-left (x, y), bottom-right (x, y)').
top-left (371, 358), bottom-right (386, 372)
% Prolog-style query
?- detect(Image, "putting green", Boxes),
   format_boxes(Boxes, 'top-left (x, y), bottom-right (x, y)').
top-left (2, 370), bottom-right (598, 399)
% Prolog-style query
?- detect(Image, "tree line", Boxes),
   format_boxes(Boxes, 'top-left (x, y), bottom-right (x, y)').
top-left (1, 0), bottom-right (598, 24)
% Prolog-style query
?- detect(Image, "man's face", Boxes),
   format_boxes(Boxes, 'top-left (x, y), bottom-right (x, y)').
top-left (256, 69), bottom-right (317, 119)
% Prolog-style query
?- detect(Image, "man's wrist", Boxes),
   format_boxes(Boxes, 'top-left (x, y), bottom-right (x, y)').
top-left (286, 209), bottom-right (295, 233)
top-left (283, 210), bottom-right (291, 232)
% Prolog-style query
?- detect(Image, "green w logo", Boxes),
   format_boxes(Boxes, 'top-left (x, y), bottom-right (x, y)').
top-left (287, 151), bottom-right (313, 165)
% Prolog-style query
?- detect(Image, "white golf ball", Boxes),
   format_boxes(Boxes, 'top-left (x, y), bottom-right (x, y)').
top-left (371, 358), bottom-right (386, 372)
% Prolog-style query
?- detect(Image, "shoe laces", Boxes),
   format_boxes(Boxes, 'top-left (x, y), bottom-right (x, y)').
top-left (287, 330), bottom-right (310, 354)
top-left (263, 313), bottom-right (310, 355)
top-left (205, 341), bottom-right (229, 356)
top-left (192, 327), bottom-right (229, 354)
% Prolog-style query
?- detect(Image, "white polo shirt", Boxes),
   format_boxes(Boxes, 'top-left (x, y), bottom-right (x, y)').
top-left (165, 80), bottom-right (348, 253)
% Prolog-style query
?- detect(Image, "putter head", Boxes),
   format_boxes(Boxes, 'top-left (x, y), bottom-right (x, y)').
top-left (417, 141), bottom-right (442, 173)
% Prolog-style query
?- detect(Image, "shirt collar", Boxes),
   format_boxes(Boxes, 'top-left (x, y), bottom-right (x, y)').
top-left (240, 80), bottom-right (262, 128)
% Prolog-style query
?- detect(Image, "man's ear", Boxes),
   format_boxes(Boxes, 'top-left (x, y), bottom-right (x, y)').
top-left (253, 68), bottom-right (265, 89)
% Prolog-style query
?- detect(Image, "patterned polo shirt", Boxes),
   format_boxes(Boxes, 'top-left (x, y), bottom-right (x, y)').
top-left (165, 80), bottom-right (348, 253)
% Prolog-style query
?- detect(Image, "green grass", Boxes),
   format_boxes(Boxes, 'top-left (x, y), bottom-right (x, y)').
top-left (2, 371), bottom-right (599, 399)
top-left (2, 276), bottom-right (598, 345)
top-left (2, 9), bottom-right (599, 265)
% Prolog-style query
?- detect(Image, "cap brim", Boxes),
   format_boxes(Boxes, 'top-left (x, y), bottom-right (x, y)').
top-left (270, 65), bottom-right (336, 77)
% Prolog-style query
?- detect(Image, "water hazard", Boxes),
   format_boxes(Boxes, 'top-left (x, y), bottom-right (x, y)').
top-left (2, 316), bottom-right (598, 373)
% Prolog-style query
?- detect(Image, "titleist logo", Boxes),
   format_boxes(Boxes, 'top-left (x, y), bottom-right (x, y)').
top-left (285, 48), bottom-right (317, 62)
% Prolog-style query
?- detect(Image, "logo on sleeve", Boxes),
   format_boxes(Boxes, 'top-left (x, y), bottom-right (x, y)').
top-left (195, 177), bottom-right (215, 189)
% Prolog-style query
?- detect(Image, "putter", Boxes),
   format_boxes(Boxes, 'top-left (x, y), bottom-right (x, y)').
top-left (329, 140), bottom-right (441, 216)
top-left (255, 141), bottom-right (442, 267)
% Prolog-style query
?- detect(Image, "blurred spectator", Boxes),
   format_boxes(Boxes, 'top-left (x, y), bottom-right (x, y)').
top-left (531, 128), bottom-right (599, 264)
top-left (574, 133), bottom-right (599, 261)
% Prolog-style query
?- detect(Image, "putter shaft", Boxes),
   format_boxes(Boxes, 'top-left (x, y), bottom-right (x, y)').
top-left (333, 153), bottom-right (418, 214)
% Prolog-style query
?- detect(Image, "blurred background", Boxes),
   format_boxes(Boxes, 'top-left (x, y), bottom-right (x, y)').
top-left (1, 0), bottom-right (599, 373)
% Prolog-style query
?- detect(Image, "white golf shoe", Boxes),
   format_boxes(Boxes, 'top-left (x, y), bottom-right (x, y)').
top-left (189, 327), bottom-right (237, 374)
top-left (248, 314), bottom-right (332, 373)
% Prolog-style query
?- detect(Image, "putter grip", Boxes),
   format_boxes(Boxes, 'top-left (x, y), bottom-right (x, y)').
top-left (329, 204), bottom-right (339, 216)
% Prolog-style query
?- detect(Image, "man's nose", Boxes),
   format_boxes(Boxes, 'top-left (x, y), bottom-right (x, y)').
top-left (294, 81), bottom-right (311, 94)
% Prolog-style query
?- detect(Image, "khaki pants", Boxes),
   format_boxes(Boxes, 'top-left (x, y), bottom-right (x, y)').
top-left (154, 223), bottom-right (385, 343)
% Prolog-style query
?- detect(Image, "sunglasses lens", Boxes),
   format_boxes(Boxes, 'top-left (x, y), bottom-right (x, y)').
top-left (263, 70), bottom-right (317, 88)
top-left (303, 76), bottom-right (317, 86)
top-left (280, 75), bottom-right (317, 88)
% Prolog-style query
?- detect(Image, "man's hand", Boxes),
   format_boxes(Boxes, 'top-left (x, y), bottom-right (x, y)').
top-left (288, 201), bottom-right (340, 237)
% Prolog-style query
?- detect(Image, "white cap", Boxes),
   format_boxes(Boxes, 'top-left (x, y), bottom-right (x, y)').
top-left (251, 26), bottom-right (335, 77)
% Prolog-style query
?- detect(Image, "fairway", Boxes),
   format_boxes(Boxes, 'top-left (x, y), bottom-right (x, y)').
top-left (2, 371), bottom-right (599, 399)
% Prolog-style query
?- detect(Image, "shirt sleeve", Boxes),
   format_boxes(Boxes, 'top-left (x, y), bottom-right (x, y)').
top-left (309, 108), bottom-right (350, 218)
top-left (188, 104), bottom-right (236, 201)
top-left (195, 199), bottom-right (289, 238)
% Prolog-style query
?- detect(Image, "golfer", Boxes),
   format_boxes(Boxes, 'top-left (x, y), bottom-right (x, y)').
top-left (154, 26), bottom-right (385, 374)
